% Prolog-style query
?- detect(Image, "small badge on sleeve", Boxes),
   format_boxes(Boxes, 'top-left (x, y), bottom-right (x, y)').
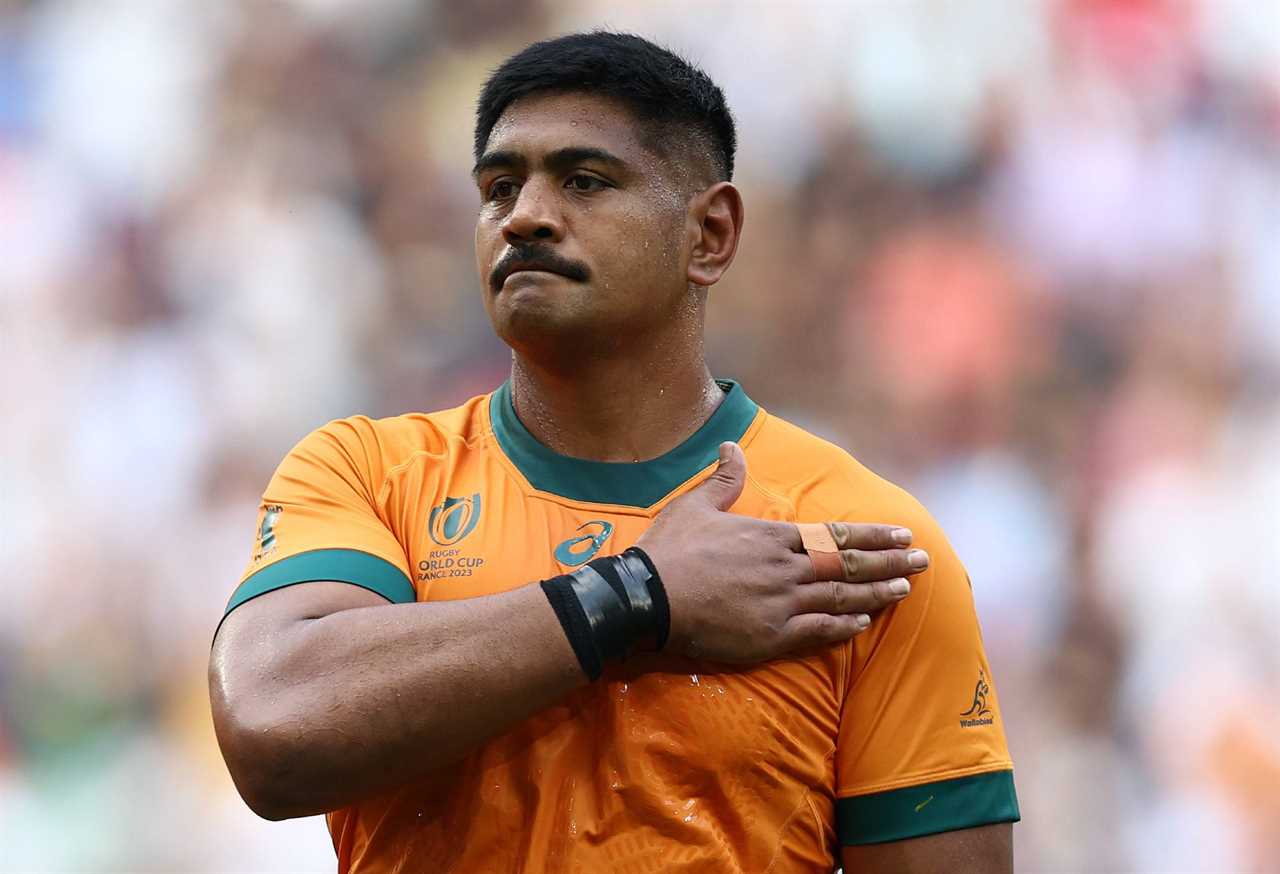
top-left (959, 669), bottom-right (995, 727)
top-left (254, 505), bottom-right (282, 561)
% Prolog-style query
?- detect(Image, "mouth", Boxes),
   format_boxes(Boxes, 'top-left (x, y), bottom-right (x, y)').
top-left (505, 267), bottom-right (564, 281)
top-left (490, 250), bottom-right (590, 293)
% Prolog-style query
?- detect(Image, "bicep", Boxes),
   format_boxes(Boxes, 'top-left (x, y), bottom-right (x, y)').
top-left (210, 582), bottom-right (394, 717)
top-left (213, 580), bottom-right (391, 652)
top-left (840, 822), bottom-right (1012, 874)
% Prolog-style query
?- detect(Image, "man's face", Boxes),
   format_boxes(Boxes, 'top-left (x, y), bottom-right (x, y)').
top-left (473, 92), bottom-right (693, 356)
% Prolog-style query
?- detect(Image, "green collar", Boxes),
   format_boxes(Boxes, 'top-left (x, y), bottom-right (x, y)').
top-left (489, 379), bottom-right (759, 508)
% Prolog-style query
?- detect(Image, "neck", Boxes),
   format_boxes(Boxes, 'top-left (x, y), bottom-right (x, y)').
top-left (509, 336), bottom-right (723, 463)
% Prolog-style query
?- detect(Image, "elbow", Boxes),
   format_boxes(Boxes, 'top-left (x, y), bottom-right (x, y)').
top-left (239, 784), bottom-right (294, 822)
top-left (210, 664), bottom-right (322, 821)
top-left (227, 743), bottom-right (300, 822)
top-left (214, 704), bottom-right (322, 821)
top-left (245, 791), bottom-right (305, 823)
top-left (239, 756), bottom-right (333, 822)
top-left (238, 765), bottom-right (324, 822)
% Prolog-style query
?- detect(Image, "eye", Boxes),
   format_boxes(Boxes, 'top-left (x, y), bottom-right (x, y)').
top-left (566, 174), bottom-right (607, 193)
top-left (486, 179), bottom-right (520, 201)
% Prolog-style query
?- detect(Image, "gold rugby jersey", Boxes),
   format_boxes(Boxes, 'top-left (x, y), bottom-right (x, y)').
top-left (226, 380), bottom-right (1019, 873)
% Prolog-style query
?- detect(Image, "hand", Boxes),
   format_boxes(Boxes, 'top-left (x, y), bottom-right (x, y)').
top-left (634, 442), bottom-right (928, 663)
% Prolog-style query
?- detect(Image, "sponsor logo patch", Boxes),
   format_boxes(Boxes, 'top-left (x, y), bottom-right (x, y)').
top-left (554, 520), bottom-right (614, 566)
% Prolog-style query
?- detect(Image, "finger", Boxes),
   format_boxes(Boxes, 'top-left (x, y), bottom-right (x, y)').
top-left (795, 522), bottom-right (842, 580)
top-left (779, 522), bottom-right (911, 556)
top-left (826, 522), bottom-right (913, 550)
top-left (781, 612), bottom-right (871, 650)
top-left (792, 578), bottom-right (911, 616)
top-left (824, 522), bottom-right (916, 550)
top-left (833, 547), bottom-right (929, 582)
top-left (690, 442), bottom-right (747, 511)
top-left (793, 527), bottom-right (926, 580)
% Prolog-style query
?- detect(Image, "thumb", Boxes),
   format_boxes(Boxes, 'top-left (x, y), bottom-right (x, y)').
top-left (694, 442), bottom-right (747, 511)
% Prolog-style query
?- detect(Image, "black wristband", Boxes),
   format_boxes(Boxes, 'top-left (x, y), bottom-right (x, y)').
top-left (540, 547), bottom-right (669, 681)
top-left (540, 573), bottom-right (603, 681)
top-left (621, 547), bottom-right (670, 651)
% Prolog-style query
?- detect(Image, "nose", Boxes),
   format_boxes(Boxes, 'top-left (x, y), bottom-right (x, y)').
top-left (501, 178), bottom-right (564, 245)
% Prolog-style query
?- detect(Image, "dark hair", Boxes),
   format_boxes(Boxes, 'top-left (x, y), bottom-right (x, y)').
top-left (475, 31), bottom-right (736, 181)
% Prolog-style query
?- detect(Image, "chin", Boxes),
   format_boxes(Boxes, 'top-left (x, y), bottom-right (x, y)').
top-left (492, 298), bottom-right (619, 361)
top-left (501, 308), bottom-right (591, 344)
top-left (495, 295), bottom-right (579, 336)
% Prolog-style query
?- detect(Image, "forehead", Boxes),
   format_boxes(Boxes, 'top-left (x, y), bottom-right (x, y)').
top-left (483, 92), bottom-right (653, 161)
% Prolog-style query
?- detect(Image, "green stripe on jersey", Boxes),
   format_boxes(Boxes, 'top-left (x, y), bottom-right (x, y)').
top-left (223, 548), bottom-right (416, 618)
top-left (490, 378), bottom-right (759, 508)
top-left (837, 770), bottom-right (1020, 846)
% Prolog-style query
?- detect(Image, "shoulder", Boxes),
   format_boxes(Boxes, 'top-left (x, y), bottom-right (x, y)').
top-left (279, 392), bottom-right (494, 488)
top-left (747, 410), bottom-right (943, 541)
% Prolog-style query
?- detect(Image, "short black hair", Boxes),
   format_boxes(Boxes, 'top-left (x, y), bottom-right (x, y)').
top-left (474, 31), bottom-right (736, 182)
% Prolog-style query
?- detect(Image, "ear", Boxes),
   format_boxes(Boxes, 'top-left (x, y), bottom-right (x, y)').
top-left (685, 182), bottom-right (744, 288)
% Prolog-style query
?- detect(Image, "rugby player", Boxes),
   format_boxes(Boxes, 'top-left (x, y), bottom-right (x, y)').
top-left (210, 31), bottom-right (1018, 873)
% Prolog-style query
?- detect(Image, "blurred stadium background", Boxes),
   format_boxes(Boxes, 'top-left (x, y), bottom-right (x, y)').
top-left (2, 0), bottom-right (1278, 871)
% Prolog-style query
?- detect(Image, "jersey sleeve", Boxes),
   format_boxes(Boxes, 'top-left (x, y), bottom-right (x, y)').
top-left (833, 507), bottom-right (1019, 845)
top-left (221, 418), bottom-right (416, 626)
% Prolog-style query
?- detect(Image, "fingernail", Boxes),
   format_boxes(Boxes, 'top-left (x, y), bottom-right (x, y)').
top-left (889, 578), bottom-right (910, 596)
top-left (718, 443), bottom-right (731, 463)
top-left (908, 549), bottom-right (929, 569)
top-left (892, 527), bottom-right (912, 545)
top-left (855, 614), bottom-right (871, 629)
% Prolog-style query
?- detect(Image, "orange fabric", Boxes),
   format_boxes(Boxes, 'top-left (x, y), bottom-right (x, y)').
top-left (239, 416), bottom-right (417, 587)
top-left (238, 391), bottom-right (1013, 872)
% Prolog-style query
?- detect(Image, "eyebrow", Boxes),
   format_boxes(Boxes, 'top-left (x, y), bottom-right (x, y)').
top-left (471, 146), bottom-right (628, 179)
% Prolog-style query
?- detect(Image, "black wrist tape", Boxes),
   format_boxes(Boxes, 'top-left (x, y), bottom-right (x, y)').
top-left (540, 546), bottom-right (669, 681)
top-left (621, 547), bottom-right (670, 652)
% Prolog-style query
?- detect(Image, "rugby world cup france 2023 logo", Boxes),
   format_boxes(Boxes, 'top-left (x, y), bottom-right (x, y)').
top-left (428, 494), bottom-right (481, 546)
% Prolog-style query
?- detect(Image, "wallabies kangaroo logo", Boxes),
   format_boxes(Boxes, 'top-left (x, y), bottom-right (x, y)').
top-left (960, 670), bottom-right (992, 718)
top-left (428, 494), bottom-right (482, 546)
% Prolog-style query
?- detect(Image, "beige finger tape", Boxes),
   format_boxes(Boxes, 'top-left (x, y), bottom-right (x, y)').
top-left (797, 523), bottom-right (844, 581)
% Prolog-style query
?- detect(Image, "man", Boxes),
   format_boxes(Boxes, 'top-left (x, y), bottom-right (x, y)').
top-left (210, 32), bottom-right (1018, 873)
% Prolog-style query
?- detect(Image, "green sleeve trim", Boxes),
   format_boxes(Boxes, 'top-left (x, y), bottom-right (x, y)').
top-left (223, 548), bottom-right (416, 618)
top-left (837, 769), bottom-right (1020, 846)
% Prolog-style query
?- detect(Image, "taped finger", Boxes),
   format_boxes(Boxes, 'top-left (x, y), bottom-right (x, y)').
top-left (797, 522), bottom-right (845, 581)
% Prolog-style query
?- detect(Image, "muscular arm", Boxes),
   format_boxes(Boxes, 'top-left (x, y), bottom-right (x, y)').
top-left (840, 822), bottom-right (1012, 873)
top-left (209, 580), bottom-right (584, 821)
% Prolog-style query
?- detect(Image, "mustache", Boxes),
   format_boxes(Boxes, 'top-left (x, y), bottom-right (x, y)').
top-left (489, 244), bottom-right (591, 292)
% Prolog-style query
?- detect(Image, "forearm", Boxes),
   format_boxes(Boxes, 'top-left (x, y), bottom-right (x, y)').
top-left (211, 581), bottom-right (584, 819)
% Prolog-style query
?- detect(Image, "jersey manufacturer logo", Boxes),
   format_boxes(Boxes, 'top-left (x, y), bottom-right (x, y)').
top-left (554, 520), bottom-right (614, 566)
top-left (959, 668), bottom-right (994, 728)
top-left (428, 494), bottom-right (482, 546)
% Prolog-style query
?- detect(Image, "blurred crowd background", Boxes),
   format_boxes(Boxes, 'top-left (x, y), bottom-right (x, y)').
top-left (2, 0), bottom-right (1277, 871)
